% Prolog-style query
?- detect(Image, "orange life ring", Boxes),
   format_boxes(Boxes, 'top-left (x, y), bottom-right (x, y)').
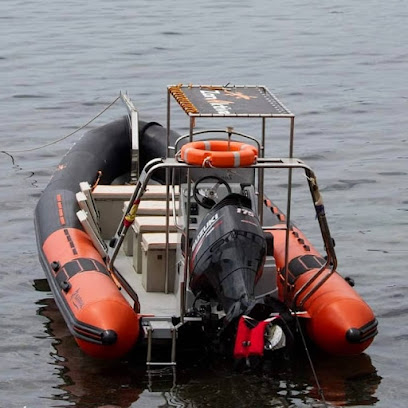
top-left (180, 140), bottom-right (258, 168)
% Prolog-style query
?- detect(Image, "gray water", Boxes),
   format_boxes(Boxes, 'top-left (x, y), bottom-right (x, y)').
top-left (1, 0), bottom-right (407, 407)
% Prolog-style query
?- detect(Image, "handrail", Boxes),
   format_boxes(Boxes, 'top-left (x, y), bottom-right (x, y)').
top-left (292, 169), bottom-right (338, 309)
top-left (107, 156), bottom-right (338, 318)
top-left (107, 158), bottom-right (163, 269)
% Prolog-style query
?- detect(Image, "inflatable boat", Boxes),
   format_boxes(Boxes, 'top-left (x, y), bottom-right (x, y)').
top-left (35, 85), bottom-right (378, 362)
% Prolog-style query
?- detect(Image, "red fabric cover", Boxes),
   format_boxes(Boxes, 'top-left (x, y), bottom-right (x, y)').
top-left (233, 316), bottom-right (270, 359)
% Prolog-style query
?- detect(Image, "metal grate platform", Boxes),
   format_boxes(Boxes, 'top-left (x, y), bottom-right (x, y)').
top-left (169, 85), bottom-right (294, 117)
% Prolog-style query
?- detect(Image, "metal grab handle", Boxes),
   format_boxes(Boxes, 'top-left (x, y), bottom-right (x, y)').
top-left (292, 169), bottom-right (338, 309)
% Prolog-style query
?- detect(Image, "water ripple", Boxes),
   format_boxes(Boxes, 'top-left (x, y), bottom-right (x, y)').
top-left (323, 179), bottom-right (377, 191)
top-left (1, 0), bottom-right (407, 406)
top-left (12, 94), bottom-right (49, 99)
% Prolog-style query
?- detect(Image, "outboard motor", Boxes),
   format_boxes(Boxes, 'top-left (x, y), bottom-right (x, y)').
top-left (190, 194), bottom-right (267, 325)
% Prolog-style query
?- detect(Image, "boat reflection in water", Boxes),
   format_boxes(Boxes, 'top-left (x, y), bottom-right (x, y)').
top-left (310, 352), bottom-right (382, 406)
top-left (36, 279), bottom-right (381, 408)
top-left (36, 279), bottom-right (143, 408)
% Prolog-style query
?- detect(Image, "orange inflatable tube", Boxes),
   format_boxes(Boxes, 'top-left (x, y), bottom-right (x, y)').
top-left (268, 224), bottom-right (377, 355)
top-left (34, 118), bottom-right (154, 359)
top-left (42, 227), bottom-right (140, 359)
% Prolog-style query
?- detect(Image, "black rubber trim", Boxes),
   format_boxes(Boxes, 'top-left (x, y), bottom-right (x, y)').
top-left (346, 318), bottom-right (378, 344)
top-left (55, 257), bottom-right (109, 288)
top-left (281, 255), bottom-right (326, 284)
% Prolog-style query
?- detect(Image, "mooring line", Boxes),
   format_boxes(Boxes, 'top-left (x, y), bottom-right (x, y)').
top-left (294, 312), bottom-right (328, 407)
top-left (1, 96), bottom-right (120, 156)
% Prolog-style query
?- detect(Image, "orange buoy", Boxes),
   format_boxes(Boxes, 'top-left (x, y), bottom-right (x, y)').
top-left (180, 140), bottom-right (258, 168)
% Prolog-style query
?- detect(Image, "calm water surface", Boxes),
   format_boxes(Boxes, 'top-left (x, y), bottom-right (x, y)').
top-left (1, 1), bottom-right (407, 407)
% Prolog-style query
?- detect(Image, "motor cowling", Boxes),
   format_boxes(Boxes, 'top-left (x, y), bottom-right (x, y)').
top-left (190, 194), bottom-right (267, 324)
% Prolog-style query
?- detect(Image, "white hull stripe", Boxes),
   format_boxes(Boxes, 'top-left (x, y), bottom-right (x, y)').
top-left (183, 147), bottom-right (192, 162)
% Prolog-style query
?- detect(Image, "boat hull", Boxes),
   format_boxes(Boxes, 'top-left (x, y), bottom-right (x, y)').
top-left (35, 114), bottom-right (377, 359)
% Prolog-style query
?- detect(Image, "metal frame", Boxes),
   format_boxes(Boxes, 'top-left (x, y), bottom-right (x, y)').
top-left (120, 92), bottom-right (140, 183)
top-left (165, 85), bottom-right (302, 307)
top-left (107, 85), bottom-right (338, 339)
top-left (108, 156), bottom-right (337, 317)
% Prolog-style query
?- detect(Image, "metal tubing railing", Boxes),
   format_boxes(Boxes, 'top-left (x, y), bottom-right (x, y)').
top-left (107, 156), bottom-right (338, 317)
top-left (257, 117), bottom-right (266, 224)
top-left (291, 170), bottom-right (338, 309)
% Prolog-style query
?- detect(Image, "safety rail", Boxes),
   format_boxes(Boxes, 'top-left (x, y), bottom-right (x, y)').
top-left (291, 167), bottom-right (338, 309)
top-left (107, 156), bottom-right (338, 318)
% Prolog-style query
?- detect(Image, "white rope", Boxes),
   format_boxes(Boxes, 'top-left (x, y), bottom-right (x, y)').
top-left (1, 96), bottom-right (120, 155)
top-left (174, 149), bottom-right (182, 161)
top-left (202, 156), bottom-right (213, 168)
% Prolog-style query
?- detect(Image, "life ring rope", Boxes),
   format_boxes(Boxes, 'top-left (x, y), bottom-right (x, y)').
top-left (180, 140), bottom-right (258, 168)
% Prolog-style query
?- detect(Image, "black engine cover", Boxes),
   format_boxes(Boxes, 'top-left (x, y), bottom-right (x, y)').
top-left (190, 194), bottom-right (266, 324)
